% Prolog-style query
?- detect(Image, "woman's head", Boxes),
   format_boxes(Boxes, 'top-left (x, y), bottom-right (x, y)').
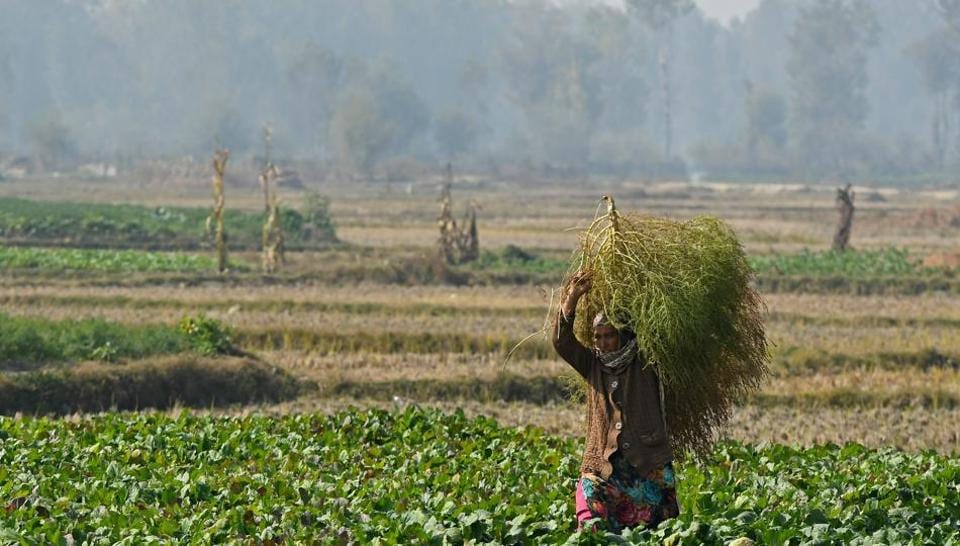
top-left (593, 312), bottom-right (634, 354)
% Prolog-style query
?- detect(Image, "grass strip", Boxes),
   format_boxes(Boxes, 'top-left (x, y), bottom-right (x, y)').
top-left (233, 329), bottom-right (959, 374)
top-left (0, 263), bottom-right (555, 286)
top-left (0, 246), bottom-right (237, 273)
top-left (4, 266), bottom-right (960, 294)
top-left (749, 390), bottom-right (960, 410)
top-left (0, 356), bottom-right (302, 415)
top-left (0, 313), bottom-right (240, 369)
top-left (0, 313), bottom-right (188, 370)
top-left (315, 375), bottom-right (958, 410)
top-left (765, 312), bottom-right (960, 329)
top-left (774, 346), bottom-right (959, 375)
top-left (0, 293), bottom-right (543, 318)
top-left (234, 329), bottom-right (555, 359)
top-left (3, 311), bottom-right (957, 376)
top-left (7, 293), bottom-right (960, 330)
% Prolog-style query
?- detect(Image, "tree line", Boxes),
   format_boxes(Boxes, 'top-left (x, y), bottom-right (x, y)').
top-left (0, 0), bottom-right (958, 182)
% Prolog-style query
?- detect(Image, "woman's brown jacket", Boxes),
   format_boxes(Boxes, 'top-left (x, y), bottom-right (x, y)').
top-left (553, 310), bottom-right (673, 480)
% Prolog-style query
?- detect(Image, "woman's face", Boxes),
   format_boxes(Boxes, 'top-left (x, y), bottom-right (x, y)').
top-left (593, 324), bottom-right (621, 354)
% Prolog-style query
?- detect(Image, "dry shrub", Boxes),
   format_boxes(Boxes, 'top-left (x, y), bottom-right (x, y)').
top-left (383, 253), bottom-right (470, 285)
top-left (561, 197), bottom-right (771, 460)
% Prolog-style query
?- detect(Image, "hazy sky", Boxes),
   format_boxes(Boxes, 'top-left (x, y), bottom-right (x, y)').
top-left (557, 0), bottom-right (763, 23)
top-left (695, 0), bottom-right (763, 23)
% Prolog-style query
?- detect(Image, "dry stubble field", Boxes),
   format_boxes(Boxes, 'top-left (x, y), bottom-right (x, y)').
top-left (2, 177), bottom-right (959, 454)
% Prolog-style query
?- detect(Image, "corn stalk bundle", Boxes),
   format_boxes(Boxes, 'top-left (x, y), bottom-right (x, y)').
top-left (563, 196), bottom-right (769, 460)
top-left (260, 163), bottom-right (284, 273)
top-left (436, 164), bottom-right (480, 265)
top-left (207, 149), bottom-right (230, 274)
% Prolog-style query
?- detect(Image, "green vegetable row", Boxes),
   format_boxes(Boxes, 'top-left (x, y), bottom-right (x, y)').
top-left (0, 246), bottom-right (230, 273)
top-left (0, 407), bottom-right (956, 544)
top-left (748, 248), bottom-right (936, 277)
top-left (466, 246), bottom-right (945, 279)
top-left (3, 243), bottom-right (952, 283)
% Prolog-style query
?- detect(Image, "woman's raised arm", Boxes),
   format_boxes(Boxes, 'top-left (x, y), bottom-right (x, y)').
top-left (553, 271), bottom-right (594, 379)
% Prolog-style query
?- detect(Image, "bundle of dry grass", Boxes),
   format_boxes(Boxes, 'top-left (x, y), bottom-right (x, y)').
top-left (562, 196), bottom-right (770, 459)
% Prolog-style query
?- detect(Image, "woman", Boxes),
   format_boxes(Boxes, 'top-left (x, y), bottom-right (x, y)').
top-left (553, 271), bottom-right (679, 533)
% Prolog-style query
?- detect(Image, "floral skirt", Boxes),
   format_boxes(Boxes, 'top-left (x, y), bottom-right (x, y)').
top-left (575, 453), bottom-right (679, 533)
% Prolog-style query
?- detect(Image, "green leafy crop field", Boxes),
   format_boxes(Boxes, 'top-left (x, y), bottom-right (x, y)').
top-left (0, 247), bottom-right (227, 273)
top-left (747, 248), bottom-right (932, 277)
top-left (1, 408), bottom-right (956, 545)
top-left (0, 197), bottom-right (335, 250)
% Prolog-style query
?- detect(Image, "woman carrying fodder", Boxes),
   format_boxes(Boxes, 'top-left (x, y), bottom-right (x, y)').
top-left (553, 196), bottom-right (769, 534)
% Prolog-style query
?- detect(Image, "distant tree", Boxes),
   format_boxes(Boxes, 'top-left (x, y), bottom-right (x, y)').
top-left (911, 29), bottom-right (960, 169)
top-left (287, 45), bottom-right (346, 157)
top-left (458, 59), bottom-right (492, 122)
top-left (438, 59), bottom-right (492, 160)
top-left (939, 0), bottom-right (960, 30)
top-left (329, 91), bottom-right (383, 176)
top-left (0, 105), bottom-right (7, 151)
top-left (625, 0), bottom-right (694, 161)
top-left (691, 83), bottom-right (791, 179)
top-left (328, 64), bottom-right (429, 176)
top-left (625, 0), bottom-right (694, 29)
top-left (744, 82), bottom-right (789, 165)
top-left (0, 47), bottom-right (9, 147)
top-left (786, 0), bottom-right (878, 179)
top-left (211, 106), bottom-right (253, 153)
top-left (941, 0), bottom-right (960, 165)
top-left (500, 7), bottom-right (606, 171)
top-left (433, 109), bottom-right (479, 161)
top-left (28, 112), bottom-right (76, 171)
top-left (913, 0), bottom-right (960, 169)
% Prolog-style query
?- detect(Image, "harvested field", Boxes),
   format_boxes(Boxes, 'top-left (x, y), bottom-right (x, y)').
top-left (2, 180), bottom-right (958, 454)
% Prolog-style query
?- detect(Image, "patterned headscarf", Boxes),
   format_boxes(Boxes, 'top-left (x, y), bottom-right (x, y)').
top-left (593, 312), bottom-right (638, 373)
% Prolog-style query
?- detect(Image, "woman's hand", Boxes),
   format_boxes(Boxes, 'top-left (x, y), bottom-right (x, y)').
top-left (568, 270), bottom-right (593, 299)
top-left (561, 270), bottom-right (592, 318)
